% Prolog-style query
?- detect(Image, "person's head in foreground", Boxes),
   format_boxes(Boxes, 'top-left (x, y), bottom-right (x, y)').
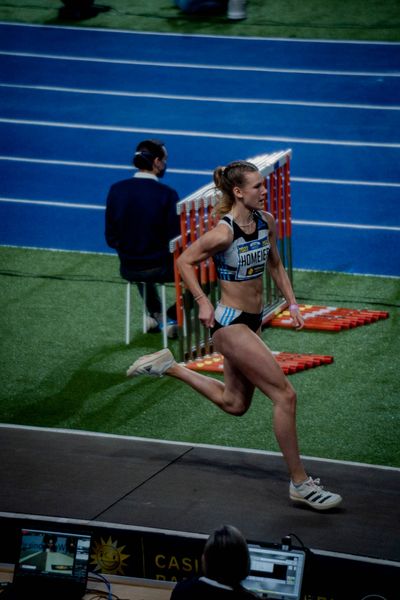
top-left (202, 524), bottom-right (251, 587)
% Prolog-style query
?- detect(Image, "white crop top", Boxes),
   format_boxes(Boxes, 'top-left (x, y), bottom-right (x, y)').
top-left (213, 211), bottom-right (270, 281)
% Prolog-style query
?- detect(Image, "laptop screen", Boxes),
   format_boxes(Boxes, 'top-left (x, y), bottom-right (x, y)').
top-left (13, 527), bottom-right (92, 598)
top-left (242, 544), bottom-right (305, 599)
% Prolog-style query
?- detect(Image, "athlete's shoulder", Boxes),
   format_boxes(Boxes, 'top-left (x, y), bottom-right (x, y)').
top-left (211, 218), bottom-right (234, 242)
top-left (202, 217), bottom-right (233, 254)
top-left (254, 210), bottom-right (273, 226)
top-left (216, 213), bottom-right (234, 230)
top-left (220, 212), bottom-right (234, 223)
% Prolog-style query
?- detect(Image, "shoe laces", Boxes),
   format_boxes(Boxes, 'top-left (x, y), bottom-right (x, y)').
top-left (309, 477), bottom-right (323, 490)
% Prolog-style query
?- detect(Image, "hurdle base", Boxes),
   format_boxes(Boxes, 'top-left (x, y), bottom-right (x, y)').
top-left (269, 304), bottom-right (389, 332)
top-left (184, 351), bottom-right (333, 375)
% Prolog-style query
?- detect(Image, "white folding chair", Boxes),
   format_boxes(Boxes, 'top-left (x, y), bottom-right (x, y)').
top-left (125, 282), bottom-right (168, 348)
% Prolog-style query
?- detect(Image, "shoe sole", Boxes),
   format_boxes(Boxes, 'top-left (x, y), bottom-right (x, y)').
top-left (290, 493), bottom-right (342, 511)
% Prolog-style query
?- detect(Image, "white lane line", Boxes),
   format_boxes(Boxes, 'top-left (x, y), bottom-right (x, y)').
top-left (292, 219), bottom-right (400, 232)
top-left (3, 21), bottom-right (400, 46)
top-left (1, 50), bottom-right (399, 78)
top-left (1, 118), bottom-right (399, 149)
top-left (1, 156), bottom-right (400, 188)
top-left (0, 423), bottom-right (399, 472)
top-left (1, 196), bottom-right (399, 231)
top-left (1, 82), bottom-right (398, 111)
top-left (0, 196), bottom-right (104, 210)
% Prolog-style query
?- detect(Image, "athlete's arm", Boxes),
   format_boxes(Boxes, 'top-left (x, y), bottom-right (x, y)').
top-left (264, 212), bottom-right (304, 330)
top-left (177, 223), bottom-right (232, 328)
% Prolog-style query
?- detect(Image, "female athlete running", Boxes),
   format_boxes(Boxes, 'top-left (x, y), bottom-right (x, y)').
top-left (128, 160), bottom-right (342, 511)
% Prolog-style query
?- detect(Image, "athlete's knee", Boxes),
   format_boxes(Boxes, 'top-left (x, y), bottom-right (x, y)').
top-left (274, 383), bottom-right (297, 413)
top-left (286, 381), bottom-right (296, 400)
top-left (221, 395), bottom-right (249, 417)
top-left (229, 404), bottom-right (249, 417)
top-left (284, 385), bottom-right (297, 412)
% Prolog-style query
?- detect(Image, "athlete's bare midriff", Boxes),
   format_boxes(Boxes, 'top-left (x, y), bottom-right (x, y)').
top-left (219, 277), bottom-right (264, 314)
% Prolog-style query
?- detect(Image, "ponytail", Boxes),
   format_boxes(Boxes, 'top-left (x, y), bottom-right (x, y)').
top-left (213, 160), bottom-right (258, 217)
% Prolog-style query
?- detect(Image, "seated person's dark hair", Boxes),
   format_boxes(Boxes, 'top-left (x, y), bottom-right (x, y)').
top-left (133, 139), bottom-right (166, 170)
top-left (202, 524), bottom-right (251, 588)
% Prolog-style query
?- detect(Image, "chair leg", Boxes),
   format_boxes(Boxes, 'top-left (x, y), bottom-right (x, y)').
top-left (160, 284), bottom-right (168, 348)
top-left (142, 283), bottom-right (147, 333)
top-left (125, 282), bottom-right (131, 345)
top-left (125, 281), bottom-right (167, 346)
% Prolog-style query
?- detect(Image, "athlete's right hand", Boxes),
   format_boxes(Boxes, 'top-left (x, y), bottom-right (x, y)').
top-left (198, 297), bottom-right (215, 329)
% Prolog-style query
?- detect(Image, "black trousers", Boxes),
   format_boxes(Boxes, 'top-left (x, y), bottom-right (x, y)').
top-left (120, 262), bottom-right (177, 321)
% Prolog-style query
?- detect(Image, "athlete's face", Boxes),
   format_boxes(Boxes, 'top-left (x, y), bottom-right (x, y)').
top-left (234, 171), bottom-right (266, 210)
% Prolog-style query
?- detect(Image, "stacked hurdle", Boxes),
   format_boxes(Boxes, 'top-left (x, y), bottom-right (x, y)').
top-left (270, 304), bottom-right (389, 331)
top-left (169, 148), bottom-right (389, 374)
top-left (185, 351), bottom-right (334, 375)
top-left (170, 149), bottom-right (301, 366)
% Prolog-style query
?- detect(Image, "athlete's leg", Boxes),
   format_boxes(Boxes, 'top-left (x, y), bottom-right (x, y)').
top-left (213, 325), bottom-right (307, 483)
top-left (127, 330), bottom-right (342, 508)
top-left (128, 325), bottom-right (305, 479)
top-left (165, 355), bottom-right (255, 416)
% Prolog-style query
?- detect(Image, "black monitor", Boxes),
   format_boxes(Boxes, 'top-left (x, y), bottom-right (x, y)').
top-left (242, 544), bottom-right (306, 599)
top-left (11, 527), bottom-right (92, 599)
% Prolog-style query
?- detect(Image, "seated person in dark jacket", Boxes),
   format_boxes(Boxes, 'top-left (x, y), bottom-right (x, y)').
top-left (105, 139), bottom-right (180, 336)
top-left (170, 525), bottom-right (258, 599)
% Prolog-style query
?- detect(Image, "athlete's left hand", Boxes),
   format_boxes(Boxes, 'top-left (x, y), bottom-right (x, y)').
top-left (290, 304), bottom-right (304, 330)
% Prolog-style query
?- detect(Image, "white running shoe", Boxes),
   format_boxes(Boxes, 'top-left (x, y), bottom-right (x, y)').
top-left (153, 314), bottom-right (178, 339)
top-left (228, 0), bottom-right (246, 20)
top-left (127, 348), bottom-right (176, 378)
top-left (145, 315), bottom-right (160, 332)
top-left (166, 320), bottom-right (178, 339)
top-left (158, 319), bottom-right (178, 340)
top-left (289, 477), bottom-right (342, 511)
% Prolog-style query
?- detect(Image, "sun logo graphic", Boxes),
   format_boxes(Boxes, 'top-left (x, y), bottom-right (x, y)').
top-left (90, 536), bottom-right (130, 575)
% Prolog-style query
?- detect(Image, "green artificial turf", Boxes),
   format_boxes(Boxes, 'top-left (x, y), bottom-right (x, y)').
top-left (0, 0), bottom-right (399, 41)
top-left (1, 1), bottom-right (399, 468)
top-left (1, 246), bottom-right (399, 467)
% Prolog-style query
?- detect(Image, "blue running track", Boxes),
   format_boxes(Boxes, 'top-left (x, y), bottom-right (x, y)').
top-left (0, 22), bottom-right (399, 276)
